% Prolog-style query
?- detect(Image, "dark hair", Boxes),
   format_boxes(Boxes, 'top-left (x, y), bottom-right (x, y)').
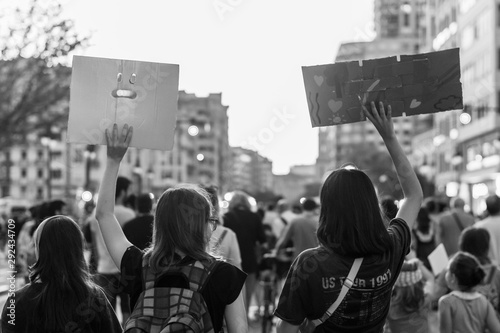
top-left (28, 216), bottom-right (103, 331)
top-left (48, 200), bottom-right (66, 216)
top-left (116, 176), bottom-right (132, 200)
top-left (392, 280), bottom-right (425, 313)
top-left (459, 227), bottom-right (490, 264)
top-left (317, 168), bottom-right (391, 256)
top-left (302, 198), bottom-right (318, 211)
top-left (380, 196), bottom-right (398, 220)
top-left (146, 186), bottom-right (213, 273)
top-left (200, 185), bottom-right (219, 215)
top-left (486, 195), bottom-right (500, 216)
top-left (416, 207), bottom-right (431, 233)
top-left (124, 194), bottom-right (136, 210)
top-left (424, 198), bottom-right (437, 213)
top-left (136, 193), bottom-right (153, 214)
top-left (449, 252), bottom-right (485, 292)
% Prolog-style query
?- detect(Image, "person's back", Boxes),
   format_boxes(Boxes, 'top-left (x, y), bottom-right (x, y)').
top-left (275, 102), bottom-right (423, 332)
top-left (1, 216), bottom-right (121, 333)
top-left (438, 197), bottom-right (475, 257)
top-left (276, 198), bottom-right (319, 260)
top-left (123, 193), bottom-right (154, 250)
top-left (387, 259), bottom-right (434, 333)
top-left (476, 195), bottom-right (500, 264)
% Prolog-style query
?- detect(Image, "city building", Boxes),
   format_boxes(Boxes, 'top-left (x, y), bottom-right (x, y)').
top-left (273, 164), bottom-right (319, 203)
top-left (0, 91), bottom-right (231, 207)
top-left (227, 146), bottom-right (273, 196)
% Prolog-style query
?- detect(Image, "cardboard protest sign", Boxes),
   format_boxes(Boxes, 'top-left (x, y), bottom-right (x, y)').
top-left (428, 243), bottom-right (449, 276)
top-left (68, 56), bottom-right (180, 150)
top-left (302, 48), bottom-right (463, 126)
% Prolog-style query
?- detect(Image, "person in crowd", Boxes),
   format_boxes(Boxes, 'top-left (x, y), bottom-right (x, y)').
top-left (438, 252), bottom-right (500, 333)
top-left (411, 207), bottom-right (436, 270)
top-left (475, 195), bottom-right (500, 264)
top-left (380, 196), bottom-right (398, 224)
top-left (386, 259), bottom-right (435, 333)
top-left (274, 102), bottom-right (423, 332)
top-left (275, 102), bottom-right (422, 332)
top-left (81, 200), bottom-right (98, 273)
top-left (273, 199), bottom-right (298, 239)
top-left (262, 203), bottom-right (280, 236)
top-left (96, 124), bottom-right (247, 332)
top-left (123, 193), bottom-right (155, 250)
top-left (1, 215), bottom-right (121, 333)
top-left (203, 185), bottom-right (242, 270)
top-left (223, 190), bottom-right (267, 313)
top-left (17, 200), bottom-right (66, 285)
top-left (91, 175), bottom-right (135, 324)
top-left (434, 227), bottom-right (500, 314)
top-left (437, 197), bottom-right (475, 257)
top-left (275, 198), bottom-right (319, 262)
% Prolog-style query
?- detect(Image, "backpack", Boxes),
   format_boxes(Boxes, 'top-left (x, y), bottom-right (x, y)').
top-left (124, 255), bottom-right (220, 333)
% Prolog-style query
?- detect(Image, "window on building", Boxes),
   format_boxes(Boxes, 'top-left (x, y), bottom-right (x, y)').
top-left (21, 150), bottom-right (27, 160)
top-left (37, 187), bottom-right (43, 199)
top-left (21, 169), bottom-right (27, 178)
top-left (38, 169), bottom-right (43, 178)
top-left (1, 186), bottom-right (9, 197)
top-left (20, 186), bottom-right (26, 194)
top-left (37, 150), bottom-right (43, 159)
top-left (403, 13), bottom-right (410, 27)
top-left (51, 169), bottom-right (62, 179)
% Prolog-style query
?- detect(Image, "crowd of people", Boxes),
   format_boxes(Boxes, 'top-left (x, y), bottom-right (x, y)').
top-left (1, 103), bottom-right (500, 332)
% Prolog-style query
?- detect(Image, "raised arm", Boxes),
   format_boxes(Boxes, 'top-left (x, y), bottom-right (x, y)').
top-left (95, 123), bottom-right (134, 268)
top-left (362, 102), bottom-right (423, 229)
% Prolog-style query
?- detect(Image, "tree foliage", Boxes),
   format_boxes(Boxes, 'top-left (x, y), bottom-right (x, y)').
top-left (341, 142), bottom-right (403, 199)
top-left (0, 0), bottom-right (90, 146)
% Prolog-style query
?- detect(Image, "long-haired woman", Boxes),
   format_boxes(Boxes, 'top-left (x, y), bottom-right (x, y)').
top-left (1, 215), bottom-right (121, 333)
top-left (95, 124), bottom-right (248, 332)
top-left (275, 102), bottom-right (423, 332)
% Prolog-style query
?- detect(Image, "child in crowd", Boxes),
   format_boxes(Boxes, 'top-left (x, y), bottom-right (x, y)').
top-left (434, 227), bottom-right (500, 314)
top-left (386, 259), bottom-right (435, 333)
top-left (439, 252), bottom-right (500, 333)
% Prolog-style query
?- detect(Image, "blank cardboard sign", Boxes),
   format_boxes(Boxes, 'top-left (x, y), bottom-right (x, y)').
top-left (68, 55), bottom-right (180, 150)
top-left (302, 48), bottom-right (463, 127)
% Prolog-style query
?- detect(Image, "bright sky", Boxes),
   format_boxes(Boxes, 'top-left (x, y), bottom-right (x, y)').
top-left (8, 0), bottom-right (376, 174)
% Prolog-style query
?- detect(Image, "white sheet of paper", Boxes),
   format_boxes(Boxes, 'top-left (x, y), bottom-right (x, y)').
top-left (427, 243), bottom-right (449, 276)
top-left (68, 55), bottom-right (180, 150)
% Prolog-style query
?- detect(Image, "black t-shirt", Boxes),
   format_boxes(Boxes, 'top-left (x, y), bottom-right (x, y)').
top-left (223, 209), bottom-right (267, 273)
top-left (1, 283), bottom-right (121, 333)
top-left (274, 218), bottom-right (411, 333)
top-left (123, 214), bottom-right (154, 250)
top-left (120, 246), bottom-right (246, 332)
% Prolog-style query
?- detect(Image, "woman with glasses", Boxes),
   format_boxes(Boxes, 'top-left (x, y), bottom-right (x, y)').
top-left (95, 124), bottom-right (248, 333)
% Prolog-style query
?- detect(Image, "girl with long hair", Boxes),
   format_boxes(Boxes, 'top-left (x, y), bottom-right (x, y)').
top-left (439, 252), bottom-right (500, 333)
top-left (1, 215), bottom-right (121, 333)
top-left (95, 124), bottom-right (248, 332)
top-left (275, 102), bottom-right (423, 332)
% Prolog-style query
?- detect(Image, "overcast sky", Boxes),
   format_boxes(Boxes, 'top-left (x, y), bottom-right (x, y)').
top-left (5, 0), bottom-right (376, 174)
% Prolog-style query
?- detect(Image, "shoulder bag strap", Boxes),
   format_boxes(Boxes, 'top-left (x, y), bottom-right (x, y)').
top-left (215, 230), bottom-right (228, 248)
top-left (451, 213), bottom-right (464, 232)
top-left (311, 257), bottom-right (364, 327)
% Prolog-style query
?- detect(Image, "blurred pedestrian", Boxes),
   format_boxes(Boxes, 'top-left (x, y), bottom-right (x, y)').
top-left (411, 207), bottom-right (437, 270)
top-left (224, 190), bottom-right (267, 312)
top-left (437, 197), bottom-right (475, 257)
top-left (475, 195), bottom-right (500, 264)
top-left (123, 193), bottom-right (154, 250)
